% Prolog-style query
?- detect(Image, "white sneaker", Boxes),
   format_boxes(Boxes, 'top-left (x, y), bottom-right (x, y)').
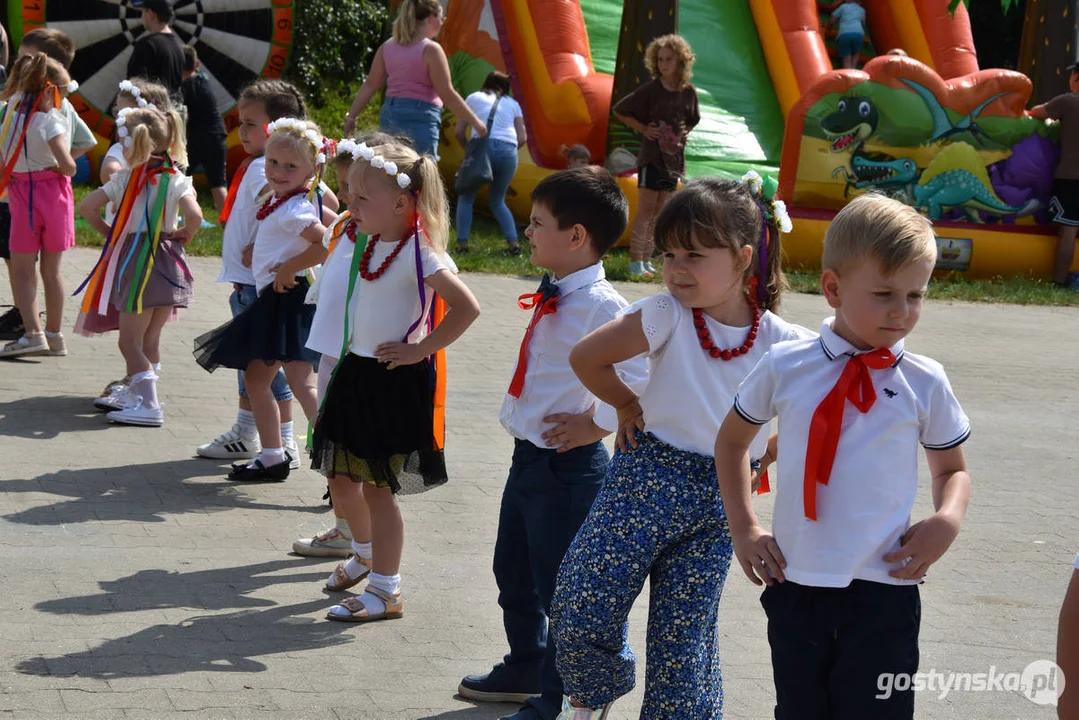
top-left (107, 396), bottom-right (164, 427)
top-left (285, 438), bottom-right (301, 469)
top-left (45, 332), bottom-right (67, 357)
top-left (197, 425), bottom-right (261, 460)
top-left (0, 333), bottom-right (48, 358)
top-left (94, 384), bottom-right (133, 412)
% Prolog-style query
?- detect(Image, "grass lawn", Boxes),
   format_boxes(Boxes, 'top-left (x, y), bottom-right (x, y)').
top-left (72, 186), bottom-right (1079, 308)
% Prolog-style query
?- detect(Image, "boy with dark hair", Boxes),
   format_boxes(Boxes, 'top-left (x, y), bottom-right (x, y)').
top-left (458, 166), bottom-right (648, 720)
top-left (181, 45), bottom-right (228, 211)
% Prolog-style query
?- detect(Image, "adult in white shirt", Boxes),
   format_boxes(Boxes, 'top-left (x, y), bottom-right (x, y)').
top-left (454, 71), bottom-right (527, 255)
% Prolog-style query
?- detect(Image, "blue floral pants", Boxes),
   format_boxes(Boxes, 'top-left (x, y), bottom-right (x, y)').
top-left (551, 433), bottom-right (733, 718)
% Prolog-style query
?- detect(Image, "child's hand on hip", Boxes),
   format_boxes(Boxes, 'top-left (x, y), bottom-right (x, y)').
top-left (375, 341), bottom-right (425, 370)
top-left (542, 407), bottom-right (607, 453)
top-left (883, 510), bottom-right (962, 580)
top-left (614, 398), bottom-right (645, 452)
top-left (732, 525), bottom-right (786, 586)
top-left (271, 263), bottom-right (297, 293)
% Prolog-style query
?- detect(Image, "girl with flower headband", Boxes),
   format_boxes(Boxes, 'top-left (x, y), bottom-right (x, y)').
top-left (75, 104), bottom-right (199, 427)
top-left (99, 79), bottom-right (173, 232)
top-left (193, 118), bottom-right (335, 479)
top-left (0, 52), bottom-right (79, 359)
top-left (310, 138), bottom-right (480, 623)
top-left (548, 175), bottom-right (807, 719)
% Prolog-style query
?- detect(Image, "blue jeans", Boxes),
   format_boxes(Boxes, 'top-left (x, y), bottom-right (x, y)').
top-left (456, 140), bottom-right (519, 245)
top-left (229, 284), bottom-right (293, 402)
top-left (379, 97), bottom-right (442, 159)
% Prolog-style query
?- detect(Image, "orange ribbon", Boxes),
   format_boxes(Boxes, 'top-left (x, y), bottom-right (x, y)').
top-left (803, 348), bottom-right (897, 520)
top-left (218, 157), bottom-right (252, 226)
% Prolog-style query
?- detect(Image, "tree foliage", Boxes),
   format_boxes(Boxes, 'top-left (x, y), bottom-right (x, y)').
top-left (286, 0), bottom-right (390, 106)
top-left (949, 0), bottom-right (1020, 12)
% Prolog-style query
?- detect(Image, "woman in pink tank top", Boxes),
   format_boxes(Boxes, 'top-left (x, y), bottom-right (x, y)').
top-left (343, 0), bottom-right (486, 159)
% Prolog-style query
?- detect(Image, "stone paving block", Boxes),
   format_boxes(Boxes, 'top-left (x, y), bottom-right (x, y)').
top-left (0, 249), bottom-right (1075, 718)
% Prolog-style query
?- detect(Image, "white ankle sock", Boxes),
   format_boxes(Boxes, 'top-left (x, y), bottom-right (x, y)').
top-left (44, 330), bottom-right (62, 338)
top-left (252, 446), bottom-right (285, 469)
top-left (280, 421), bottom-right (294, 447)
top-left (350, 540), bottom-right (372, 560)
top-left (359, 572), bottom-right (401, 614)
top-left (236, 409), bottom-right (258, 440)
top-left (131, 370), bottom-right (160, 409)
top-left (151, 362), bottom-right (161, 373)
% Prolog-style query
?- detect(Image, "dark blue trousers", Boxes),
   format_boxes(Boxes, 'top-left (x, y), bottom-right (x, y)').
top-left (762, 579), bottom-right (921, 720)
top-left (493, 438), bottom-right (609, 719)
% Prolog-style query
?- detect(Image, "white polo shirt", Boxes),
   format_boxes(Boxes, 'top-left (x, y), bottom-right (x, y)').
top-left (734, 318), bottom-right (970, 588)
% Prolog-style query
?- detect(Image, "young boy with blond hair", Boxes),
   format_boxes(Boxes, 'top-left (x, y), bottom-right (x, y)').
top-left (716, 193), bottom-right (972, 719)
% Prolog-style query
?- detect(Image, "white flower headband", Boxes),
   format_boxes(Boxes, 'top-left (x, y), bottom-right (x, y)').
top-left (354, 142), bottom-right (412, 189)
top-left (741, 170), bottom-right (793, 233)
top-left (118, 79), bottom-right (149, 108)
top-left (266, 118), bottom-right (329, 164)
top-left (67, 80), bottom-right (79, 95)
top-left (115, 107), bottom-right (135, 148)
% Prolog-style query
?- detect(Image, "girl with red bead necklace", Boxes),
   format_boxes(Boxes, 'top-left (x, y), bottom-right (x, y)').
top-left (193, 118), bottom-right (333, 480)
top-left (311, 139), bottom-right (480, 624)
top-left (549, 175), bottom-right (810, 719)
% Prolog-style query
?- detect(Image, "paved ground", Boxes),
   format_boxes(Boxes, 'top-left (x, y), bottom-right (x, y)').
top-left (0, 247), bottom-right (1074, 720)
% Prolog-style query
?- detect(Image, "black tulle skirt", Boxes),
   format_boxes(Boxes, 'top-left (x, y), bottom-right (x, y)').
top-left (193, 279), bottom-right (318, 372)
top-left (311, 353), bottom-right (447, 495)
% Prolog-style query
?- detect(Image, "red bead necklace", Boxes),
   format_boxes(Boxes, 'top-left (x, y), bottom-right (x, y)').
top-left (345, 220), bottom-right (358, 242)
top-left (359, 233), bottom-right (411, 281)
top-left (256, 188), bottom-right (307, 221)
top-left (693, 302), bottom-right (760, 361)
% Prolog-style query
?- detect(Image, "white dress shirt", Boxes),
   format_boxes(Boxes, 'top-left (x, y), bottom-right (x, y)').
top-left (500, 263), bottom-right (649, 448)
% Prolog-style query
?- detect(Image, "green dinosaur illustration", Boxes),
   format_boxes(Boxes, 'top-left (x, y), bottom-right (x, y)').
top-left (822, 95), bottom-right (919, 197)
top-left (900, 78), bottom-right (1009, 149)
top-left (912, 143), bottom-right (1037, 221)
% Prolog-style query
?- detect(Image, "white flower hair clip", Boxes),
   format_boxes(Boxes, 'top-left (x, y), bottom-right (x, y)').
top-left (355, 142), bottom-right (375, 161)
top-left (336, 138), bottom-right (359, 159)
top-left (115, 107), bottom-right (134, 148)
top-left (266, 118), bottom-right (328, 164)
top-left (118, 79), bottom-right (149, 108)
top-left (772, 199), bottom-right (793, 234)
top-left (66, 80), bottom-right (79, 95)
top-left (740, 170), bottom-right (764, 195)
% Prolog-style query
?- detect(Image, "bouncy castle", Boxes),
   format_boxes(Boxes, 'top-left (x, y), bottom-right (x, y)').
top-left (439, 0), bottom-right (1068, 279)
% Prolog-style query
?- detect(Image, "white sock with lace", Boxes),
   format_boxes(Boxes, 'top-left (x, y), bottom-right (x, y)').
top-left (236, 408), bottom-right (258, 440)
top-left (151, 362), bottom-right (161, 373)
top-left (250, 446), bottom-right (285, 469)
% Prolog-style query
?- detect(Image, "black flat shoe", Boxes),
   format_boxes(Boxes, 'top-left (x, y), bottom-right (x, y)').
top-left (228, 454), bottom-right (291, 482)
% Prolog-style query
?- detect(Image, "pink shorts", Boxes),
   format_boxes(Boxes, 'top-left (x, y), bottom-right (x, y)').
top-left (7, 171), bottom-right (75, 254)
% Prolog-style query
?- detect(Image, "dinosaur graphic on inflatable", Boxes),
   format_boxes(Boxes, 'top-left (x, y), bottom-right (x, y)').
top-left (822, 96), bottom-right (918, 197)
top-left (912, 143), bottom-right (1038, 221)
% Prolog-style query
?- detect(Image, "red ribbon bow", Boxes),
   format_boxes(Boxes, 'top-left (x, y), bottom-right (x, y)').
top-left (507, 282), bottom-right (559, 398)
top-left (803, 348), bottom-right (897, 520)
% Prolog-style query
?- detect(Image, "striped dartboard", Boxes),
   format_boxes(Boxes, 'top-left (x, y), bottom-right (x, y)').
top-left (15, 0), bottom-right (294, 139)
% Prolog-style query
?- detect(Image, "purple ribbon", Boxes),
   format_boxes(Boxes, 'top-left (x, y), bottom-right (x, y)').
top-left (754, 198), bottom-right (770, 306)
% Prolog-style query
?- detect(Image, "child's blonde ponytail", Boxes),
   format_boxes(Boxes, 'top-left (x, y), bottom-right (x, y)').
top-left (414, 154), bottom-right (448, 254)
top-left (163, 107), bottom-right (188, 168)
top-left (126, 122), bottom-right (156, 168)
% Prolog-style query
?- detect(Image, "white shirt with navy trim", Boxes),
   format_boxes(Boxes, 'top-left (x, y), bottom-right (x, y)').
top-left (499, 263), bottom-right (649, 448)
top-left (733, 318), bottom-right (971, 588)
top-left (631, 292), bottom-right (812, 457)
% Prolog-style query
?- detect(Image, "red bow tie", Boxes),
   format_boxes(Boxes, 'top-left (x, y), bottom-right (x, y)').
top-left (803, 348), bottom-right (897, 520)
top-left (507, 275), bottom-right (559, 398)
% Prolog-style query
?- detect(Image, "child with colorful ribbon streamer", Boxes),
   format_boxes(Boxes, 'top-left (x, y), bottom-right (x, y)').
top-left (311, 139), bottom-right (480, 624)
top-left (76, 105), bottom-right (201, 427)
top-left (192, 118), bottom-right (334, 480)
top-left (0, 53), bottom-right (78, 360)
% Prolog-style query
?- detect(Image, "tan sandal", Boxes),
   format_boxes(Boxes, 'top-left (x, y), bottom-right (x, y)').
top-left (323, 555), bottom-right (371, 592)
top-left (326, 585), bottom-right (403, 623)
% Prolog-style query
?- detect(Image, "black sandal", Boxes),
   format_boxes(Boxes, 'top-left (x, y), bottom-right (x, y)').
top-left (228, 454), bottom-right (292, 482)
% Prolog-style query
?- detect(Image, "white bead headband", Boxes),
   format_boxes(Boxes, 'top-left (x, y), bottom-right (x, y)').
top-left (354, 142), bottom-right (412, 189)
top-left (118, 79), bottom-right (149, 109)
top-left (266, 118), bottom-right (329, 164)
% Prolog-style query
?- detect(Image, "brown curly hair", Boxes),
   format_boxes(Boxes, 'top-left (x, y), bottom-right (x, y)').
top-left (643, 34), bottom-right (696, 89)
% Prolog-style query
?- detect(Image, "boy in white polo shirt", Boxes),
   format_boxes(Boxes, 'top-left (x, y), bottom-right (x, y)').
top-left (715, 193), bottom-right (972, 719)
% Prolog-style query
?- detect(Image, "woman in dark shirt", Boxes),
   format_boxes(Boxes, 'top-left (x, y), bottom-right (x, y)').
top-left (181, 46), bottom-right (228, 211)
top-left (127, 0), bottom-right (185, 102)
top-left (613, 35), bottom-right (700, 278)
